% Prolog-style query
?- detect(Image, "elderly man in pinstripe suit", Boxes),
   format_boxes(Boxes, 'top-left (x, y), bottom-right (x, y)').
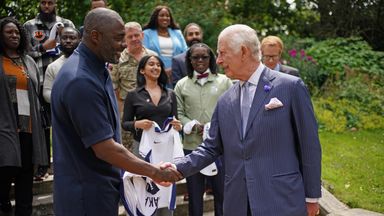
top-left (173, 24), bottom-right (322, 216)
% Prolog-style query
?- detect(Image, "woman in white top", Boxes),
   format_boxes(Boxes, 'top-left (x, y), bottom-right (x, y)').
top-left (142, 5), bottom-right (187, 87)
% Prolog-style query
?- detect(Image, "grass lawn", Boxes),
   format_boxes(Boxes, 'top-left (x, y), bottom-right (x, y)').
top-left (320, 129), bottom-right (384, 213)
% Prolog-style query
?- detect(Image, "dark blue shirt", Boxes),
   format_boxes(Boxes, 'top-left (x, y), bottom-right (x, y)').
top-left (51, 43), bottom-right (121, 216)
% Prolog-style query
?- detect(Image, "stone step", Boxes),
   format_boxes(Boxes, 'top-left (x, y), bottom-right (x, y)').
top-left (10, 175), bottom-right (54, 200)
top-left (8, 176), bottom-right (214, 216)
top-left (11, 175), bottom-right (188, 199)
top-left (10, 192), bottom-right (214, 216)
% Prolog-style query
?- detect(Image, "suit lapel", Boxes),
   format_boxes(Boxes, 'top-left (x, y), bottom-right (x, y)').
top-left (229, 82), bottom-right (243, 139)
top-left (244, 68), bottom-right (276, 138)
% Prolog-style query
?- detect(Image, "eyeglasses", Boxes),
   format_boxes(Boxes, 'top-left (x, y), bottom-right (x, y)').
top-left (262, 55), bottom-right (280, 61)
top-left (190, 55), bottom-right (210, 61)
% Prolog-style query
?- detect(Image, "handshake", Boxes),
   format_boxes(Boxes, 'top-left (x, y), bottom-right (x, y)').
top-left (151, 162), bottom-right (184, 187)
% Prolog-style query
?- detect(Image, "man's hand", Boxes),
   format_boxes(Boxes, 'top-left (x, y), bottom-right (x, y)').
top-left (306, 202), bottom-right (320, 216)
top-left (193, 124), bottom-right (204, 135)
top-left (151, 162), bottom-right (183, 186)
top-left (42, 38), bottom-right (57, 50)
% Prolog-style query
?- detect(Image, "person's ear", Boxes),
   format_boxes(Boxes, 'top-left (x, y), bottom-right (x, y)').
top-left (240, 45), bottom-right (248, 60)
top-left (90, 30), bottom-right (101, 44)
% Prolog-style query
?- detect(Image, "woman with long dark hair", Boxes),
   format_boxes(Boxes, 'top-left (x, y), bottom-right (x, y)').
top-left (0, 17), bottom-right (48, 215)
top-left (142, 5), bottom-right (187, 87)
top-left (122, 55), bottom-right (182, 216)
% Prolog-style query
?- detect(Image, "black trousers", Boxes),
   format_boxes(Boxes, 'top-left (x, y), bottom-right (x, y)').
top-left (0, 132), bottom-right (34, 216)
top-left (184, 149), bottom-right (224, 216)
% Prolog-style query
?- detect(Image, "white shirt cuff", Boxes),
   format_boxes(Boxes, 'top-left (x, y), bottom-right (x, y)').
top-left (183, 120), bottom-right (200, 134)
top-left (305, 198), bottom-right (319, 203)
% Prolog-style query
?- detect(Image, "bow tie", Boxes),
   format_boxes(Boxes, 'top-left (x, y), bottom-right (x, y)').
top-left (196, 73), bottom-right (209, 79)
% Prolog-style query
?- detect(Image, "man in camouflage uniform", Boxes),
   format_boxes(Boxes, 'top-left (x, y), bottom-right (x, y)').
top-left (110, 22), bottom-right (157, 151)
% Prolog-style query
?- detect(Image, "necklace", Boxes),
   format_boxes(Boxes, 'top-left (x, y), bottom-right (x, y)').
top-left (7, 56), bottom-right (28, 77)
top-left (158, 30), bottom-right (169, 37)
top-left (10, 57), bottom-right (23, 67)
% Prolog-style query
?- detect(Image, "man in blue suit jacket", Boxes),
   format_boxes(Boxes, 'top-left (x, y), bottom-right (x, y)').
top-left (171, 23), bottom-right (203, 87)
top-left (173, 24), bottom-right (322, 216)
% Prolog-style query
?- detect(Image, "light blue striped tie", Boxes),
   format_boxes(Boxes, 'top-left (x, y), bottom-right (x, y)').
top-left (241, 82), bottom-right (251, 138)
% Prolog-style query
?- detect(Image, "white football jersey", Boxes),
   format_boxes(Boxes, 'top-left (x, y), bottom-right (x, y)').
top-left (121, 118), bottom-right (184, 215)
top-left (139, 119), bottom-right (184, 209)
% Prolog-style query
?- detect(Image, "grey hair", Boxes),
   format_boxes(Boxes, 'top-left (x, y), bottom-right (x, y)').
top-left (218, 24), bottom-right (260, 60)
top-left (125, 21), bottom-right (142, 31)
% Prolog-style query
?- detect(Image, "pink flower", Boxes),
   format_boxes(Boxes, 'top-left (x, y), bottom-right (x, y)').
top-left (288, 49), bottom-right (297, 58)
top-left (300, 49), bottom-right (306, 58)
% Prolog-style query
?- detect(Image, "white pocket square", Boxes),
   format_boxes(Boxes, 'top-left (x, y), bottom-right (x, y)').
top-left (265, 97), bottom-right (283, 110)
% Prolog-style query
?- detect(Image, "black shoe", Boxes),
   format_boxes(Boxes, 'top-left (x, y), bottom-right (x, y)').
top-left (34, 166), bottom-right (49, 181)
top-left (0, 201), bottom-right (12, 213)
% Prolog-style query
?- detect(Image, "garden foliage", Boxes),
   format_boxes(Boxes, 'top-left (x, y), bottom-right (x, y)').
top-left (282, 37), bottom-right (384, 132)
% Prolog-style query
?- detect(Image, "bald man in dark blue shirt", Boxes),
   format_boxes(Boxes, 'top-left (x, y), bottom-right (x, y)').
top-left (51, 8), bottom-right (181, 216)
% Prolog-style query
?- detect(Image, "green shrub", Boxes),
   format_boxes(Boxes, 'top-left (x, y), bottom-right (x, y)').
top-left (313, 93), bottom-right (384, 132)
top-left (307, 37), bottom-right (384, 81)
top-left (359, 114), bottom-right (384, 130)
top-left (313, 98), bottom-right (347, 132)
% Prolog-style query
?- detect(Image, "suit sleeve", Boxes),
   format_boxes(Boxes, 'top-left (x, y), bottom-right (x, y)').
top-left (171, 57), bottom-right (182, 87)
top-left (291, 79), bottom-right (322, 199)
top-left (175, 103), bottom-right (223, 177)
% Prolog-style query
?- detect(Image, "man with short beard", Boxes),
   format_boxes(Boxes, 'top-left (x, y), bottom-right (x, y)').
top-left (23, 0), bottom-right (75, 181)
top-left (43, 27), bottom-right (80, 103)
top-left (171, 23), bottom-right (203, 87)
top-left (51, 8), bottom-right (181, 215)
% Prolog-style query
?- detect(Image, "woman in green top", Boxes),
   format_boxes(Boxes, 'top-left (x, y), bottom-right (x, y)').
top-left (174, 43), bottom-right (232, 216)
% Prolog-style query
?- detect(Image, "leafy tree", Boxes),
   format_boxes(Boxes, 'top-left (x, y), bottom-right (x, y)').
top-left (226, 0), bottom-right (320, 37)
top-left (313, 0), bottom-right (384, 50)
top-left (1, 0), bottom-right (89, 26)
top-left (2, 0), bottom-right (383, 51)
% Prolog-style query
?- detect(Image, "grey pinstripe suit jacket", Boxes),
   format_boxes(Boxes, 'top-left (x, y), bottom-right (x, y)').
top-left (176, 67), bottom-right (321, 216)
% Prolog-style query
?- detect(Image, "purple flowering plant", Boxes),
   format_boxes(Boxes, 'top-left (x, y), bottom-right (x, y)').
top-left (283, 49), bottom-right (325, 93)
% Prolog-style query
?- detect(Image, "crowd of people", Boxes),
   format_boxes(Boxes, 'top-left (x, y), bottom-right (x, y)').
top-left (0, 0), bottom-right (322, 216)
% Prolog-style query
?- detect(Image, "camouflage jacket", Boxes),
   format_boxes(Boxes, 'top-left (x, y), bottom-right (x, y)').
top-left (110, 47), bottom-right (157, 101)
